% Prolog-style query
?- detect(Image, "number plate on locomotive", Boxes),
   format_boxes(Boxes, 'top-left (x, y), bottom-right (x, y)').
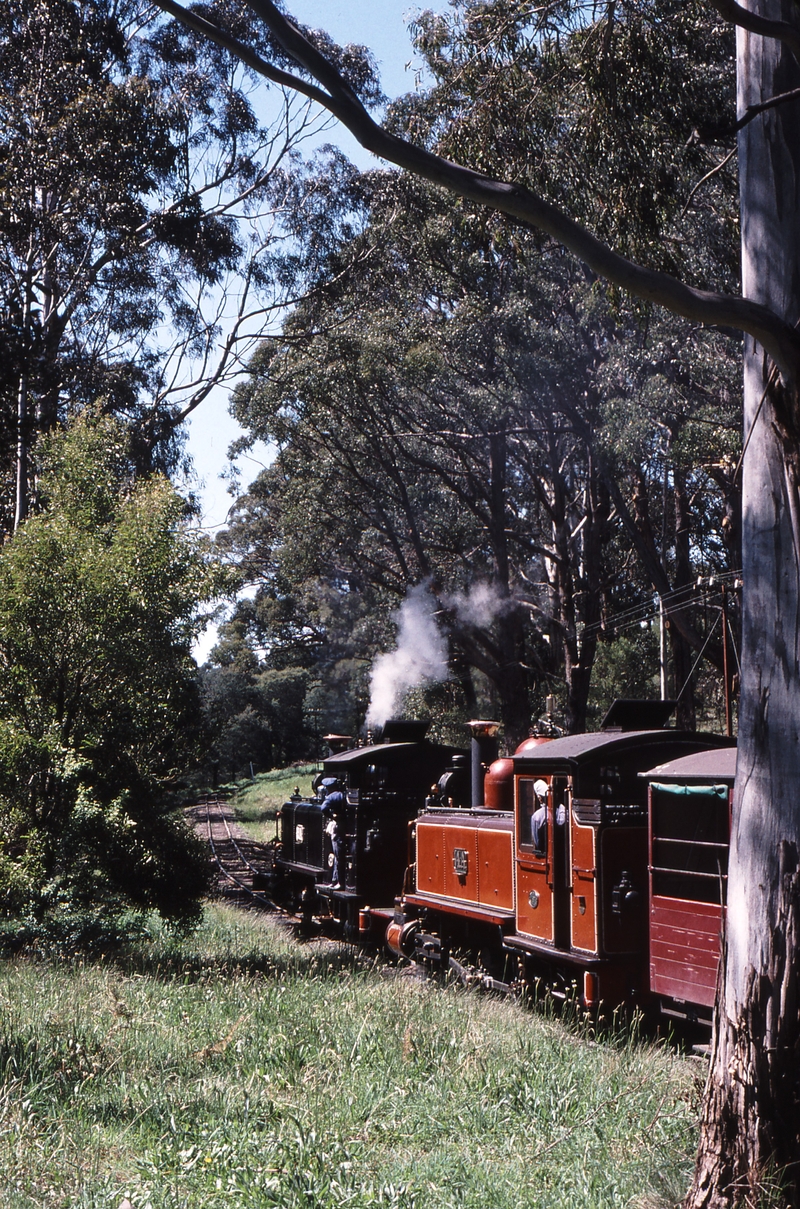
top-left (452, 847), bottom-right (469, 877)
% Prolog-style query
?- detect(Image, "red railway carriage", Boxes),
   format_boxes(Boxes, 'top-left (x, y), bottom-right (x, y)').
top-left (643, 746), bottom-right (735, 1023)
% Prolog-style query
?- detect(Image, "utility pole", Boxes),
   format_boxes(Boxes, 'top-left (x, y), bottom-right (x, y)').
top-left (659, 596), bottom-right (667, 700)
top-left (721, 585), bottom-right (732, 737)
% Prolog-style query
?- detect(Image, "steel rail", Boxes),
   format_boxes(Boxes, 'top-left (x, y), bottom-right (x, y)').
top-left (202, 794), bottom-right (276, 909)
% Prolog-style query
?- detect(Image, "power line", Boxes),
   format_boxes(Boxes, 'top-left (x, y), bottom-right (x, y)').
top-left (579, 569), bottom-right (742, 641)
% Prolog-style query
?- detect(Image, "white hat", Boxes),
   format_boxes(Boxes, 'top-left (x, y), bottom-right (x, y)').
top-left (534, 779), bottom-right (548, 799)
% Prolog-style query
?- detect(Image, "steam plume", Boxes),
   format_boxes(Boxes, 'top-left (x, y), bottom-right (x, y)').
top-left (366, 584), bottom-right (449, 728)
top-left (442, 581), bottom-right (512, 629)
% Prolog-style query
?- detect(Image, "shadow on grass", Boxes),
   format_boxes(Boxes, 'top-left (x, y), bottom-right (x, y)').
top-left (0, 912), bottom-right (377, 990)
top-left (113, 936), bottom-right (373, 985)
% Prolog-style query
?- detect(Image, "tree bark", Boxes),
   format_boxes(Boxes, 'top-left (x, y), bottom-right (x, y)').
top-left (686, 7), bottom-right (800, 1206)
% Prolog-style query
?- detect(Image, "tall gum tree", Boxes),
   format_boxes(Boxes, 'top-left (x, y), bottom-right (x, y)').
top-left (0, 0), bottom-right (375, 531)
top-left (230, 173), bottom-right (626, 742)
top-left (688, 12), bottom-right (800, 1206)
top-left (151, 0), bottom-right (800, 1202)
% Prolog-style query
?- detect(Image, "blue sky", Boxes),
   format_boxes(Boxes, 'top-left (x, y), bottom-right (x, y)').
top-left (185, 1), bottom-right (447, 539)
top-left (187, 1), bottom-right (447, 658)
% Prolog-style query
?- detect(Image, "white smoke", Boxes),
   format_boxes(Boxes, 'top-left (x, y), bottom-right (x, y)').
top-left (442, 581), bottom-right (512, 629)
top-left (366, 584), bottom-right (449, 728)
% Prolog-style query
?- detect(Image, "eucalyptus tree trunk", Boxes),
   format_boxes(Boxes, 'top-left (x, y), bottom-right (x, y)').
top-left (686, 8), bottom-right (800, 1205)
top-left (487, 426), bottom-right (532, 751)
top-left (561, 459), bottom-right (607, 735)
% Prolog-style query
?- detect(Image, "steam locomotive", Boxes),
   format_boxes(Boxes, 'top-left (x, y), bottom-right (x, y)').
top-left (275, 719), bottom-right (467, 937)
top-left (273, 703), bottom-right (734, 1022)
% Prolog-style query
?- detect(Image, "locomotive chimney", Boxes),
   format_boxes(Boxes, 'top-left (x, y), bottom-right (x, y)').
top-left (467, 720), bottom-right (500, 808)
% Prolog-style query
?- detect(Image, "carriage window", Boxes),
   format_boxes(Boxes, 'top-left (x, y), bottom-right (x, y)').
top-left (518, 779), bottom-right (540, 848)
top-left (651, 783), bottom-right (729, 905)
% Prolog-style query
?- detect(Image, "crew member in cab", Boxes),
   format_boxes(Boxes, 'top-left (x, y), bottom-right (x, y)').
top-left (322, 779), bottom-right (346, 889)
top-left (530, 779), bottom-right (549, 853)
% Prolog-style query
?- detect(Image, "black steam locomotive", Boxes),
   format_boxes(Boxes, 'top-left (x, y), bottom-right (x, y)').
top-left (275, 720), bottom-right (467, 938)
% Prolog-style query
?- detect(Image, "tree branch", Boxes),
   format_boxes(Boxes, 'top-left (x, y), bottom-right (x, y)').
top-left (707, 0), bottom-right (800, 64)
top-left (152, 0), bottom-right (335, 108)
top-left (701, 84), bottom-right (800, 141)
top-left (681, 149), bottom-right (737, 219)
top-left (152, 0), bottom-right (800, 382)
top-left (728, 85), bottom-right (800, 134)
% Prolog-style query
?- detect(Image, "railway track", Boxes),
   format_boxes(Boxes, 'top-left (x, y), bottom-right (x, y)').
top-left (199, 794), bottom-right (277, 910)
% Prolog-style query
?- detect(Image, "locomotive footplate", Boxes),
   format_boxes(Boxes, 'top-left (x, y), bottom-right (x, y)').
top-left (403, 892), bottom-right (513, 928)
top-left (276, 859), bottom-right (326, 877)
top-left (502, 934), bottom-right (609, 969)
top-left (316, 885), bottom-right (359, 899)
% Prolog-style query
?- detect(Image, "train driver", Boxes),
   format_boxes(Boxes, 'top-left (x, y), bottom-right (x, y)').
top-left (530, 779), bottom-right (549, 854)
top-left (323, 780), bottom-right (347, 888)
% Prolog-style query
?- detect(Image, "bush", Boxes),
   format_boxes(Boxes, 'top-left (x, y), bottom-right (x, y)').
top-left (0, 416), bottom-right (225, 934)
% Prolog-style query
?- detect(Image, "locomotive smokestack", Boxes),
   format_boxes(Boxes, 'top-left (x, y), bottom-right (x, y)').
top-left (467, 720), bottom-right (500, 808)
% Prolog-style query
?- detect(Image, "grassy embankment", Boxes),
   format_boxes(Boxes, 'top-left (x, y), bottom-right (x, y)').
top-left (0, 903), bottom-right (703, 1209)
top-left (225, 765), bottom-right (317, 843)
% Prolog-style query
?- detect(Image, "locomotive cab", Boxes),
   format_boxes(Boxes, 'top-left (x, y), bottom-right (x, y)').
top-left (276, 720), bottom-right (466, 936)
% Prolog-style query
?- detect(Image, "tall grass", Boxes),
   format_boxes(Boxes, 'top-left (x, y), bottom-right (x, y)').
top-left (0, 905), bottom-right (703, 1208)
top-left (228, 765), bottom-right (317, 842)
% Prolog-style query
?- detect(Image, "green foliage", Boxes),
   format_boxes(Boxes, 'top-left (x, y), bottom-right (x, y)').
top-left (404, 0), bottom-right (738, 284)
top-left (200, 658), bottom-right (317, 781)
top-left (228, 764), bottom-right (317, 840)
top-left (202, 536), bottom-right (377, 755)
top-left (0, 904), bottom-right (705, 1207)
top-left (0, 416), bottom-right (225, 936)
top-left (586, 629), bottom-right (661, 725)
